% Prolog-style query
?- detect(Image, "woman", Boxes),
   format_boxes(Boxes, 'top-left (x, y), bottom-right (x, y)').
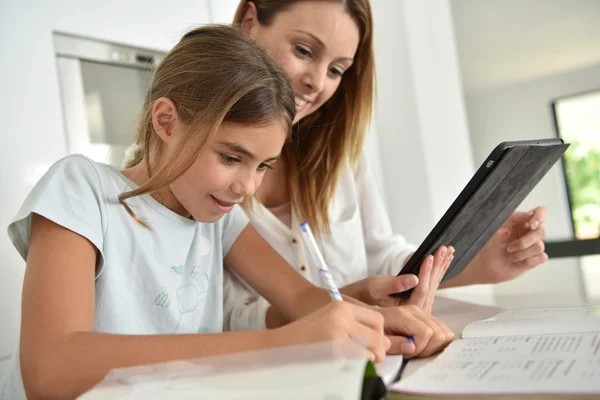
top-left (222, 0), bottom-right (549, 335)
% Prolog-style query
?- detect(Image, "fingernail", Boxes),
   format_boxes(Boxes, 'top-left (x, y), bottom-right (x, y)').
top-left (428, 256), bottom-right (433, 265)
top-left (408, 336), bottom-right (414, 343)
top-left (530, 219), bottom-right (539, 230)
top-left (400, 343), bottom-right (414, 354)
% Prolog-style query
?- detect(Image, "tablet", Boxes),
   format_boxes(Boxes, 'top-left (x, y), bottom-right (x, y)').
top-left (395, 138), bottom-right (569, 297)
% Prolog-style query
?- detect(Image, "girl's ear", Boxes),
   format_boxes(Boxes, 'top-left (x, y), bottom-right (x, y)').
top-left (152, 97), bottom-right (179, 143)
top-left (240, 1), bottom-right (259, 36)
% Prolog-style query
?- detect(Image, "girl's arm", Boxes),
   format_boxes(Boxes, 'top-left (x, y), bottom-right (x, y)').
top-left (20, 215), bottom-right (279, 399)
top-left (21, 215), bottom-right (388, 400)
top-left (224, 224), bottom-right (340, 321)
top-left (224, 225), bottom-right (454, 357)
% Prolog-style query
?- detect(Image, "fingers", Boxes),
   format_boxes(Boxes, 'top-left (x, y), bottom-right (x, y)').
top-left (383, 275), bottom-right (419, 296)
top-left (514, 251), bottom-right (549, 270)
top-left (367, 275), bottom-right (418, 307)
top-left (409, 311), bottom-right (454, 358)
top-left (380, 305), bottom-right (452, 358)
top-left (407, 246), bottom-right (454, 312)
top-left (506, 225), bottom-right (547, 253)
top-left (408, 255), bottom-right (433, 309)
top-left (525, 206), bottom-right (549, 230)
top-left (345, 302), bottom-right (385, 335)
top-left (341, 303), bottom-right (390, 363)
top-left (434, 246), bottom-right (454, 284)
top-left (424, 246), bottom-right (454, 311)
top-left (349, 318), bottom-right (390, 362)
top-left (506, 240), bottom-right (545, 263)
top-left (388, 335), bottom-right (416, 355)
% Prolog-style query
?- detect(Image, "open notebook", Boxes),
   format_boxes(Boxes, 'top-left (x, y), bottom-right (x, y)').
top-left (78, 341), bottom-right (403, 400)
top-left (391, 305), bottom-right (600, 396)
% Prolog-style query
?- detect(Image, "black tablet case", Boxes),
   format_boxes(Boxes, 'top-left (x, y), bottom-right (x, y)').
top-left (396, 139), bottom-right (569, 295)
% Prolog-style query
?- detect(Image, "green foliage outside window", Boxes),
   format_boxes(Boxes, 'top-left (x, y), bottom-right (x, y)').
top-left (555, 90), bottom-right (600, 240)
top-left (563, 140), bottom-right (600, 239)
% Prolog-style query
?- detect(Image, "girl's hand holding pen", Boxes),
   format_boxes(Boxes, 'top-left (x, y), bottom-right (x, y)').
top-left (274, 301), bottom-right (392, 363)
top-left (377, 305), bottom-right (454, 358)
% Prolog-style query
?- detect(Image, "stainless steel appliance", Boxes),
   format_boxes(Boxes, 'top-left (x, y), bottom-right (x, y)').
top-left (54, 32), bottom-right (166, 167)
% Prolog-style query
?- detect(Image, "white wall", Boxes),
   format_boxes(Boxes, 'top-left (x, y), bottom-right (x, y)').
top-left (371, 0), bottom-right (495, 304)
top-left (464, 63), bottom-right (600, 300)
top-left (209, 0), bottom-right (243, 23)
top-left (0, 0), bottom-right (212, 375)
top-left (372, 0), bottom-right (476, 244)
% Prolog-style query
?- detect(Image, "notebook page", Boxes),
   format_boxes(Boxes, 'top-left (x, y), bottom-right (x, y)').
top-left (390, 332), bottom-right (600, 395)
top-left (462, 306), bottom-right (600, 338)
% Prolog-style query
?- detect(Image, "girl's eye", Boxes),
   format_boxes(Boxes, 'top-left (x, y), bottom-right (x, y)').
top-left (295, 44), bottom-right (312, 59)
top-left (220, 154), bottom-right (239, 164)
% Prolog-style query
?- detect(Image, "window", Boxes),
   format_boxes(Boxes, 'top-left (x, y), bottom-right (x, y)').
top-left (552, 89), bottom-right (600, 240)
top-left (552, 89), bottom-right (600, 302)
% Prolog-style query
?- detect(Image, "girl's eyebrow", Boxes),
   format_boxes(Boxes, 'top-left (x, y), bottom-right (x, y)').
top-left (218, 141), bottom-right (280, 162)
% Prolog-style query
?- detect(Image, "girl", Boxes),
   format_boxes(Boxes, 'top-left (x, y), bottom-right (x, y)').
top-left (219, 0), bottom-right (549, 332)
top-left (0, 25), bottom-right (450, 400)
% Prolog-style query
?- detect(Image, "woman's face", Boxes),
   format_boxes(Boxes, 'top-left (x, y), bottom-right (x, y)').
top-left (243, 1), bottom-right (360, 124)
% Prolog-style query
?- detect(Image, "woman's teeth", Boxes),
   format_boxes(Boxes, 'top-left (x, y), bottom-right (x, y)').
top-left (295, 96), bottom-right (307, 106)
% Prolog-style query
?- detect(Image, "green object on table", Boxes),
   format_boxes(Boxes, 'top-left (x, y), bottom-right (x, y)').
top-left (364, 360), bottom-right (378, 379)
top-left (362, 360), bottom-right (387, 400)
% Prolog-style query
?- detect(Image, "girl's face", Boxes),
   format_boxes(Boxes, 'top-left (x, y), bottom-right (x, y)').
top-left (169, 121), bottom-right (287, 222)
top-left (243, 1), bottom-right (360, 124)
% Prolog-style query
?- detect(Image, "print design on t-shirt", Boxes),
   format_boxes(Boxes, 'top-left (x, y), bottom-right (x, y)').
top-left (154, 287), bottom-right (171, 308)
top-left (174, 266), bottom-right (209, 333)
top-left (171, 265), bottom-right (185, 275)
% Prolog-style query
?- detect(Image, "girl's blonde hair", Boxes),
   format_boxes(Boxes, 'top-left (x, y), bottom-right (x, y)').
top-left (121, 25), bottom-right (295, 223)
top-left (234, 0), bottom-right (375, 236)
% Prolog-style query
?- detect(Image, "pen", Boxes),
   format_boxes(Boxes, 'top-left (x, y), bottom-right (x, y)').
top-left (299, 222), bottom-right (415, 345)
top-left (299, 222), bottom-right (343, 301)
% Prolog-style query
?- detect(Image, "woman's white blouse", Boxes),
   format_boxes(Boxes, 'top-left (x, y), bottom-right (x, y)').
top-left (223, 154), bottom-right (416, 331)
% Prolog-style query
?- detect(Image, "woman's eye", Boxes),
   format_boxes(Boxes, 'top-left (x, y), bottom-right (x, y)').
top-left (220, 154), bottom-right (239, 164)
top-left (295, 45), bottom-right (312, 58)
top-left (257, 163), bottom-right (273, 171)
top-left (329, 67), bottom-right (344, 78)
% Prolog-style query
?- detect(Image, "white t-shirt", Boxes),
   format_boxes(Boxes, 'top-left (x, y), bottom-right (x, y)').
top-left (223, 154), bottom-right (416, 331)
top-left (0, 155), bottom-right (249, 400)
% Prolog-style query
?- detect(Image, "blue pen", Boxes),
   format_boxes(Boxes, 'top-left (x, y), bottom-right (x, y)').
top-left (299, 222), bottom-right (343, 301)
top-left (299, 222), bottom-right (415, 344)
